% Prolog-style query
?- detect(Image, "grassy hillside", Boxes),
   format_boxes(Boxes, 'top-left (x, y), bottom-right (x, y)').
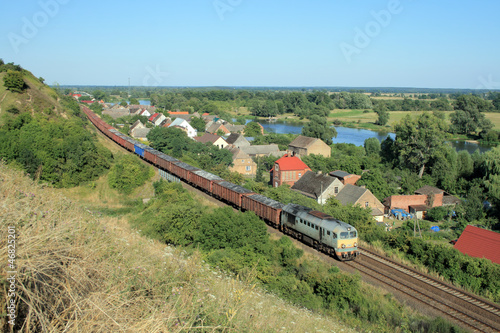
top-left (0, 162), bottom-right (356, 332)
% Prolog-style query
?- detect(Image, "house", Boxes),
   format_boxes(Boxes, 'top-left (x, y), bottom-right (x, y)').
top-left (102, 108), bottom-right (130, 119)
top-left (271, 154), bottom-right (311, 188)
top-left (329, 170), bottom-right (362, 186)
top-left (131, 128), bottom-right (151, 141)
top-left (195, 133), bottom-right (228, 149)
top-left (226, 133), bottom-right (250, 148)
top-left (291, 171), bottom-right (344, 204)
top-left (288, 135), bottom-right (331, 158)
top-left (130, 120), bottom-right (145, 132)
top-left (206, 122), bottom-right (230, 135)
top-left (225, 146), bottom-right (256, 176)
top-left (138, 109), bottom-right (152, 118)
top-left (149, 113), bottom-right (167, 127)
top-left (225, 123), bottom-right (246, 134)
top-left (454, 225), bottom-right (500, 265)
top-left (383, 185), bottom-right (460, 215)
top-left (241, 144), bottom-right (281, 157)
top-left (335, 184), bottom-right (385, 222)
top-left (168, 118), bottom-right (197, 139)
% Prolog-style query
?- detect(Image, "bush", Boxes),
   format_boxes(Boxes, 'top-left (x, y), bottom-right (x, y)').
top-left (108, 155), bottom-right (154, 194)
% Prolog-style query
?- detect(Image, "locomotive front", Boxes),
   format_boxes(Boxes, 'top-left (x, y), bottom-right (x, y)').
top-left (331, 223), bottom-right (359, 260)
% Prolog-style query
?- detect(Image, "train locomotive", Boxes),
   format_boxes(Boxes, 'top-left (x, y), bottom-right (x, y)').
top-left (82, 106), bottom-right (360, 261)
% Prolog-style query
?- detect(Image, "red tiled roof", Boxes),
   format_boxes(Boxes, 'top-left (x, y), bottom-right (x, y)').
top-left (149, 113), bottom-right (159, 122)
top-left (275, 154), bottom-right (310, 171)
top-left (454, 225), bottom-right (500, 265)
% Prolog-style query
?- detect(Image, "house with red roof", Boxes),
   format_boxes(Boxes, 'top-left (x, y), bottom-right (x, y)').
top-left (271, 154), bottom-right (311, 187)
top-left (148, 113), bottom-right (167, 127)
top-left (454, 225), bottom-right (500, 265)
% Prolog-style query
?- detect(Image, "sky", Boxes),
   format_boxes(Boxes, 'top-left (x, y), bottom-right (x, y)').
top-left (1, 0), bottom-right (499, 89)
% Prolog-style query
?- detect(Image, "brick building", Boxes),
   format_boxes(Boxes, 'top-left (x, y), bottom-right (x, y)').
top-left (271, 154), bottom-right (311, 187)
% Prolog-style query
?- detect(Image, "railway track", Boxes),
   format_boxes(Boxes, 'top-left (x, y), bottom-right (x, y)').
top-left (349, 247), bottom-right (500, 332)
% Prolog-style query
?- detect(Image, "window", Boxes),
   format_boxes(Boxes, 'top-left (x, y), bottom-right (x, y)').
top-left (334, 187), bottom-right (339, 194)
top-left (332, 232), bottom-right (337, 239)
top-left (275, 164), bottom-right (279, 171)
top-left (340, 232), bottom-right (348, 239)
top-left (327, 231), bottom-right (331, 236)
top-left (241, 159), bottom-right (245, 163)
top-left (350, 231), bottom-right (357, 238)
top-left (315, 225), bottom-right (318, 230)
top-left (365, 202), bottom-right (369, 207)
top-left (246, 166), bottom-right (251, 171)
top-left (307, 222), bottom-right (310, 227)
top-left (298, 173), bottom-right (302, 178)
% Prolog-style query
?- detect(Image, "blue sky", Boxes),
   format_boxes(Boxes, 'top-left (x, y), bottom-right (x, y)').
top-left (1, 0), bottom-right (499, 89)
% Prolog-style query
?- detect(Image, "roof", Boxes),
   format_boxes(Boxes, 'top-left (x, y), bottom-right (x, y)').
top-left (169, 118), bottom-right (188, 127)
top-left (225, 133), bottom-right (250, 147)
top-left (409, 204), bottom-right (430, 212)
top-left (330, 170), bottom-right (351, 179)
top-left (454, 225), bottom-right (500, 265)
top-left (195, 133), bottom-right (224, 144)
top-left (226, 146), bottom-right (250, 160)
top-left (168, 111), bottom-right (189, 115)
top-left (275, 154), bottom-right (310, 171)
top-left (131, 128), bottom-right (151, 139)
top-left (241, 144), bottom-right (279, 156)
top-left (149, 113), bottom-right (160, 122)
top-left (291, 171), bottom-right (339, 198)
top-left (225, 124), bottom-right (245, 133)
top-left (289, 135), bottom-right (320, 148)
top-left (335, 184), bottom-right (368, 205)
top-left (415, 185), bottom-right (444, 195)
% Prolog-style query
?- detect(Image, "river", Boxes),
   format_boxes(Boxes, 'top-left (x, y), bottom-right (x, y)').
top-left (259, 121), bottom-right (491, 154)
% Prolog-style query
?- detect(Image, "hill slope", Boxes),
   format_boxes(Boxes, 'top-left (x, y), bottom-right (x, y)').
top-left (0, 162), bottom-right (354, 332)
top-left (0, 64), bottom-right (112, 187)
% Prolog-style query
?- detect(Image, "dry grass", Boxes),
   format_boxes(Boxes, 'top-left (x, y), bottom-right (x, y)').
top-left (0, 163), bottom-right (354, 332)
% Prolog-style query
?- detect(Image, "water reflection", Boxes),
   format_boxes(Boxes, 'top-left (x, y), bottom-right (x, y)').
top-left (259, 121), bottom-right (490, 153)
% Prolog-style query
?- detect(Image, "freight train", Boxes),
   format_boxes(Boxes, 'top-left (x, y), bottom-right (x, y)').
top-left (82, 106), bottom-right (360, 260)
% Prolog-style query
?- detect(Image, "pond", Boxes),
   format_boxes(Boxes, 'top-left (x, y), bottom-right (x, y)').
top-left (259, 121), bottom-right (491, 154)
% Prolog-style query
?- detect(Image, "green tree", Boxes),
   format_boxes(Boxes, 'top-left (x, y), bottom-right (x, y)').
top-left (190, 116), bottom-right (206, 132)
top-left (356, 169), bottom-right (394, 201)
top-left (363, 137), bottom-right (381, 156)
top-left (375, 109), bottom-right (389, 126)
top-left (244, 121), bottom-right (263, 137)
top-left (393, 113), bottom-right (448, 178)
top-left (3, 70), bottom-right (25, 93)
top-left (301, 116), bottom-right (337, 145)
top-left (450, 95), bottom-right (493, 135)
top-left (129, 97), bottom-right (140, 105)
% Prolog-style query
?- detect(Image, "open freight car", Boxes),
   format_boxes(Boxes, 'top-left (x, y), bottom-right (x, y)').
top-left (212, 181), bottom-right (254, 208)
top-left (156, 152), bottom-right (179, 174)
top-left (191, 170), bottom-right (223, 193)
top-left (170, 161), bottom-right (200, 183)
top-left (241, 194), bottom-right (284, 228)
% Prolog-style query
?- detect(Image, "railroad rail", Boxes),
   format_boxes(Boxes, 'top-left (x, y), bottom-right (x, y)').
top-left (349, 247), bottom-right (500, 332)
